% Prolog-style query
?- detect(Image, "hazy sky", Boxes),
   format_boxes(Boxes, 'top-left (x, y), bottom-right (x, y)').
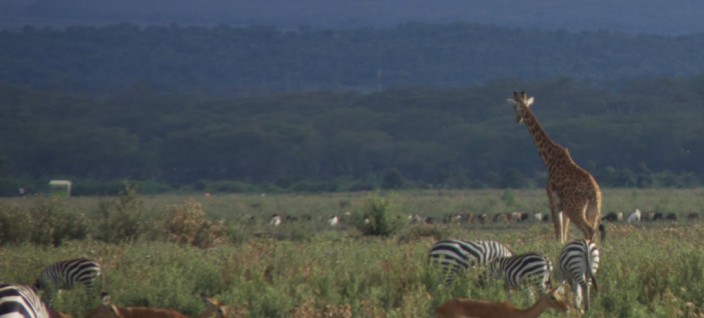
top-left (1, 0), bottom-right (704, 34)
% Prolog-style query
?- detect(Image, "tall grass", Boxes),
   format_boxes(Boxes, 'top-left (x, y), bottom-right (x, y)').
top-left (0, 189), bottom-right (703, 317)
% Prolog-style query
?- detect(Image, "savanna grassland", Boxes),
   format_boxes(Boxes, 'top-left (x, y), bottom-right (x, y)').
top-left (1, 188), bottom-right (703, 318)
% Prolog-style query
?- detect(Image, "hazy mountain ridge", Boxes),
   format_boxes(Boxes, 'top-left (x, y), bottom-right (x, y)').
top-left (2, 0), bottom-right (704, 35)
top-left (1, 22), bottom-right (704, 95)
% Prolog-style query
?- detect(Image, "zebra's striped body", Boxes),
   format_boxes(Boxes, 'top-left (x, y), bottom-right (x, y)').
top-left (428, 240), bottom-right (513, 285)
top-left (34, 258), bottom-right (102, 302)
top-left (490, 252), bottom-right (553, 300)
top-left (557, 239), bottom-right (600, 312)
top-left (0, 284), bottom-right (49, 318)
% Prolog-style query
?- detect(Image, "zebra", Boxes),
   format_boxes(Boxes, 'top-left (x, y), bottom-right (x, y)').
top-left (34, 258), bottom-right (103, 304)
top-left (428, 240), bottom-right (513, 285)
top-left (489, 252), bottom-right (553, 301)
top-left (557, 239), bottom-right (600, 313)
top-left (0, 283), bottom-right (51, 318)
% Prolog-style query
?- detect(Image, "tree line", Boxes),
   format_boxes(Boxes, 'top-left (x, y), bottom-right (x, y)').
top-left (1, 22), bottom-right (704, 96)
top-left (1, 75), bottom-right (704, 195)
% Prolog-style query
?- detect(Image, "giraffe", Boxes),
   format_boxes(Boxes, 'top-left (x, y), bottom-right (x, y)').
top-left (507, 91), bottom-right (602, 243)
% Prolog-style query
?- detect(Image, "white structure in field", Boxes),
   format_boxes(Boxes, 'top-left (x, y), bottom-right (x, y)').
top-left (49, 180), bottom-right (72, 197)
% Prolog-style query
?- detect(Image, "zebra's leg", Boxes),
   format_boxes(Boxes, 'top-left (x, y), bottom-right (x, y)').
top-left (527, 287), bottom-right (537, 303)
top-left (42, 284), bottom-right (59, 307)
top-left (573, 280), bottom-right (583, 312)
top-left (504, 283), bottom-right (513, 302)
top-left (439, 263), bottom-right (459, 287)
top-left (582, 280), bottom-right (590, 312)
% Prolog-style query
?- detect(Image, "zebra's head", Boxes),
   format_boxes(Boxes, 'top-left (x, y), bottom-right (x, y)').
top-left (32, 279), bottom-right (44, 291)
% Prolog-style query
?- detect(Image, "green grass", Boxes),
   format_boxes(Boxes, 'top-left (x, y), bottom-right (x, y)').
top-left (0, 189), bottom-right (703, 317)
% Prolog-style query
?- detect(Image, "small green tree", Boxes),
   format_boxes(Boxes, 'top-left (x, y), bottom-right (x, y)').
top-left (352, 196), bottom-right (406, 236)
top-left (95, 182), bottom-right (150, 243)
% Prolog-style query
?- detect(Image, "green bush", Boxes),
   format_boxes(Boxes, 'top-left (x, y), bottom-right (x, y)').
top-left (352, 196), bottom-right (407, 236)
top-left (95, 183), bottom-right (155, 243)
top-left (0, 198), bottom-right (89, 246)
top-left (165, 200), bottom-right (227, 248)
top-left (0, 204), bottom-right (31, 244)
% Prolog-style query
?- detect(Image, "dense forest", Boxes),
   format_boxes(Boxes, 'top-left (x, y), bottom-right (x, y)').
top-left (2, 75), bottom-right (704, 195)
top-left (2, 23), bottom-right (704, 95)
top-left (2, 23), bottom-right (704, 195)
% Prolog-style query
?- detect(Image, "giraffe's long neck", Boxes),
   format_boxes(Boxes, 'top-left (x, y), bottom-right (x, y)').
top-left (521, 106), bottom-right (564, 167)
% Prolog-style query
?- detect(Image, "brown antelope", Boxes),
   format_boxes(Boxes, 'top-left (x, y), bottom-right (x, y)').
top-left (48, 309), bottom-right (72, 318)
top-left (197, 295), bottom-right (228, 318)
top-left (85, 294), bottom-right (187, 318)
top-left (435, 288), bottom-right (568, 318)
top-left (87, 293), bottom-right (227, 318)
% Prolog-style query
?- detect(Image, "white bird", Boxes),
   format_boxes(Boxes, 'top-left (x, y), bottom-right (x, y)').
top-left (628, 209), bottom-right (641, 223)
top-left (533, 213), bottom-right (543, 223)
top-left (328, 216), bottom-right (339, 227)
top-left (269, 214), bottom-right (282, 226)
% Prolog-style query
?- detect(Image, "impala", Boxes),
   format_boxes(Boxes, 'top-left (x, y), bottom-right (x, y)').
top-left (435, 288), bottom-right (568, 318)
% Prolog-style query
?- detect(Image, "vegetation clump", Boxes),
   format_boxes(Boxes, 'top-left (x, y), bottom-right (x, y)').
top-left (353, 196), bottom-right (407, 236)
top-left (165, 200), bottom-right (227, 248)
top-left (95, 183), bottom-right (151, 243)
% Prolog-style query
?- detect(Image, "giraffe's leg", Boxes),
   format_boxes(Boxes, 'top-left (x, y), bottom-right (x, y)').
top-left (575, 202), bottom-right (596, 241)
top-left (585, 196), bottom-right (601, 241)
top-left (547, 185), bottom-right (562, 241)
top-left (561, 211), bottom-right (570, 243)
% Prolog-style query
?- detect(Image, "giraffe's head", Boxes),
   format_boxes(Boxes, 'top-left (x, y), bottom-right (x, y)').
top-left (507, 91), bottom-right (535, 124)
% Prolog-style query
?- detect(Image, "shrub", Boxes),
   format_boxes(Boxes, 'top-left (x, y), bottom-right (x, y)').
top-left (165, 200), bottom-right (227, 248)
top-left (352, 196), bottom-right (407, 236)
top-left (0, 198), bottom-right (89, 246)
top-left (0, 204), bottom-right (31, 244)
top-left (28, 198), bottom-right (90, 246)
top-left (95, 183), bottom-right (151, 243)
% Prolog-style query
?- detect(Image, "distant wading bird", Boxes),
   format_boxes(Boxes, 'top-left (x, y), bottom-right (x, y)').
top-left (508, 91), bottom-right (602, 243)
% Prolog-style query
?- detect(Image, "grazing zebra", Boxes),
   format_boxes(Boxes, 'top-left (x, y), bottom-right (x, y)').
top-left (34, 258), bottom-right (102, 303)
top-left (0, 283), bottom-right (50, 318)
top-left (557, 239), bottom-right (600, 312)
top-left (489, 252), bottom-right (553, 301)
top-left (428, 240), bottom-right (513, 285)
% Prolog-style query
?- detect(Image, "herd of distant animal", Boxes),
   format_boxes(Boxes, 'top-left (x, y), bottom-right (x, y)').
top-left (0, 92), bottom-right (697, 318)
top-left (266, 207), bottom-right (697, 229)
